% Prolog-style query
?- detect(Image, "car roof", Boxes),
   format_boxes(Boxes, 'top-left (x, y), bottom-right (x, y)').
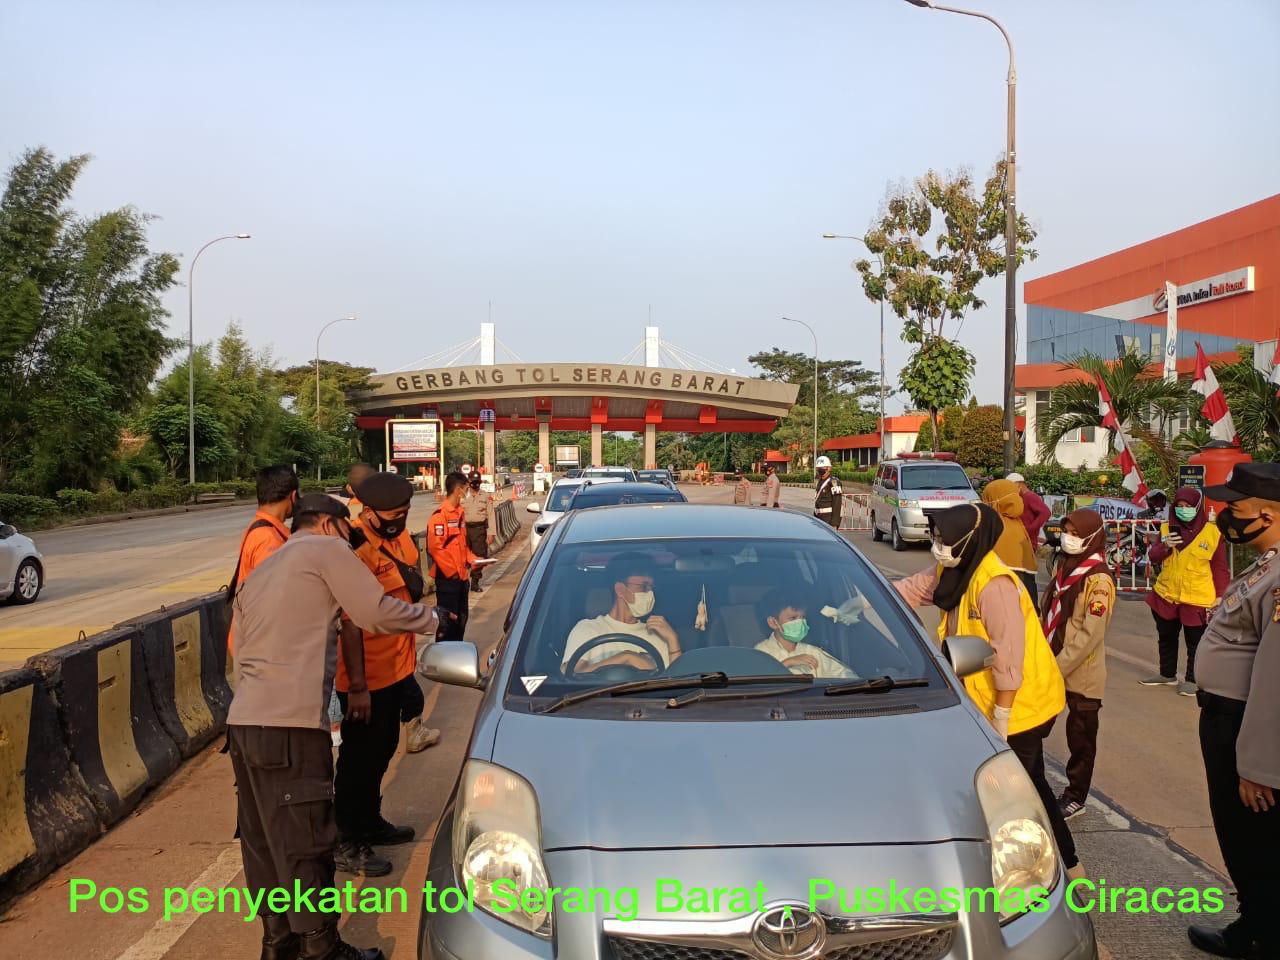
top-left (561, 502), bottom-right (835, 543)
top-left (572, 480), bottom-right (683, 497)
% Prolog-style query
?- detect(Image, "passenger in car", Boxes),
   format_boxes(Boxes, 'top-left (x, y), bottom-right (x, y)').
top-left (755, 588), bottom-right (856, 678)
top-left (562, 553), bottom-right (683, 673)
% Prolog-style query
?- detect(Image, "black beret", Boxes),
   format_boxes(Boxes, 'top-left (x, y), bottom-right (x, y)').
top-left (295, 493), bottom-right (350, 519)
top-left (356, 472), bottom-right (414, 510)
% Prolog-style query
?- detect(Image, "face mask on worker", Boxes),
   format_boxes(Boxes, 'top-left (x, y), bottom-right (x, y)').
top-left (626, 588), bottom-right (655, 618)
top-left (1216, 505), bottom-right (1266, 545)
top-left (1174, 505), bottom-right (1197, 523)
top-left (932, 525), bottom-right (976, 568)
top-left (1060, 532), bottom-right (1087, 555)
top-left (780, 618), bottom-right (810, 643)
top-left (368, 513), bottom-right (406, 539)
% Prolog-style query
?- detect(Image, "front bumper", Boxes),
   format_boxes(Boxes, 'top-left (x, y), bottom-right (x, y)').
top-left (419, 842), bottom-right (1096, 960)
top-left (894, 505), bottom-right (932, 541)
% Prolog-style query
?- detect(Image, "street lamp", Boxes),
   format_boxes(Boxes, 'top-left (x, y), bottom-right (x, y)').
top-left (187, 233), bottom-right (251, 485)
top-left (823, 233), bottom-right (886, 460)
top-left (783, 317), bottom-right (819, 470)
top-left (315, 316), bottom-right (356, 480)
top-left (902, 0), bottom-right (1018, 472)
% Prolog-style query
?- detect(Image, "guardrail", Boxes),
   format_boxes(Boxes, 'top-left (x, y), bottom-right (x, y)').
top-left (838, 493), bottom-right (873, 532)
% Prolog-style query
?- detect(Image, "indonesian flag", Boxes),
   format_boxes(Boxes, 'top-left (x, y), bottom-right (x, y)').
top-left (1095, 373), bottom-right (1149, 506)
top-left (1192, 342), bottom-right (1238, 444)
top-left (1269, 340), bottom-right (1280, 398)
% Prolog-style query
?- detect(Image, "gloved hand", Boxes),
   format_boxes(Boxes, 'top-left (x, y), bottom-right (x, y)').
top-left (820, 596), bottom-right (866, 625)
top-left (992, 704), bottom-right (1013, 741)
top-left (399, 675), bottom-right (426, 722)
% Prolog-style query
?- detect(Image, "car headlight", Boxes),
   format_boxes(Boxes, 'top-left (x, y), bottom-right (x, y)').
top-left (453, 760), bottom-right (551, 938)
top-left (975, 751), bottom-right (1059, 923)
top-left (899, 499), bottom-right (919, 509)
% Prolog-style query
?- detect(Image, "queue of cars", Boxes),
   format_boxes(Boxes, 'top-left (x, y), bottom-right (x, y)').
top-left (419, 470), bottom-right (1097, 960)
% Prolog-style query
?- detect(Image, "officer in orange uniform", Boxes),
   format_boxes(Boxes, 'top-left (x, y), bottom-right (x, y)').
top-left (226, 465), bottom-right (298, 653)
top-left (333, 471), bottom-right (438, 879)
top-left (428, 471), bottom-right (483, 640)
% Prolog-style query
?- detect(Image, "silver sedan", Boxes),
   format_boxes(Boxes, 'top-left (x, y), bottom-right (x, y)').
top-left (0, 520), bottom-right (44, 603)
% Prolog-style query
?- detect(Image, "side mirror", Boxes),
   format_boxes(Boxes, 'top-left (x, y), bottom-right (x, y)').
top-left (941, 634), bottom-right (995, 679)
top-left (421, 641), bottom-right (482, 688)
top-left (526, 502), bottom-right (542, 514)
top-left (0, 524), bottom-right (14, 539)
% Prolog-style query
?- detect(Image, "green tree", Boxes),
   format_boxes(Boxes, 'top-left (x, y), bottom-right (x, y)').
top-left (1214, 348), bottom-right (1280, 460)
top-left (856, 162), bottom-right (1037, 453)
top-left (957, 404), bottom-right (1005, 474)
top-left (0, 148), bottom-right (179, 493)
top-left (914, 404), bottom-right (966, 453)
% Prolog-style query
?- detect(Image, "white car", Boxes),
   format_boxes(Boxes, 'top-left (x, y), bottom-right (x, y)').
top-left (525, 477), bottom-right (624, 553)
top-left (1, 520), bottom-right (44, 604)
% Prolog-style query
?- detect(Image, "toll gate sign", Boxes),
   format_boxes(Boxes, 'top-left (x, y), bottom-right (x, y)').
top-left (386, 419), bottom-right (443, 462)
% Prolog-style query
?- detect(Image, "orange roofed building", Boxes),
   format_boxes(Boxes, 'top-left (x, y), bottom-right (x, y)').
top-left (1018, 194), bottom-right (1280, 467)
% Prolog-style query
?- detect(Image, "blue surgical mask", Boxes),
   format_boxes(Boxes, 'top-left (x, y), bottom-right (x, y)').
top-left (780, 618), bottom-right (810, 643)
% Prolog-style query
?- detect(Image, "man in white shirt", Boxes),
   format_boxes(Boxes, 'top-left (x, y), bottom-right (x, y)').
top-left (563, 554), bottom-right (682, 674)
top-left (755, 589), bottom-right (855, 679)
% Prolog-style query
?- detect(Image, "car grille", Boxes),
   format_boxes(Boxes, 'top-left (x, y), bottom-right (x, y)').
top-left (607, 928), bottom-right (954, 960)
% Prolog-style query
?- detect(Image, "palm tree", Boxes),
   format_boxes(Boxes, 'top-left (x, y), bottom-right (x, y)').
top-left (1037, 351), bottom-right (1191, 465)
top-left (1215, 350), bottom-right (1280, 460)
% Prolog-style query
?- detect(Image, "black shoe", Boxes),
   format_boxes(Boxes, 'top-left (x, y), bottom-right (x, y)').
top-left (360, 817), bottom-right (415, 846)
top-left (1188, 921), bottom-right (1265, 959)
top-left (333, 840), bottom-right (392, 878)
top-left (471, 584), bottom-right (483, 593)
top-left (299, 924), bottom-right (384, 960)
top-left (261, 913), bottom-right (300, 960)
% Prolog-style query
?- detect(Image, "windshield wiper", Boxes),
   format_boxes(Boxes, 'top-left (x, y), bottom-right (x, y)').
top-left (824, 675), bottom-right (931, 697)
top-left (666, 676), bottom-right (814, 709)
top-left (539, 672), bottom-right (810, 714)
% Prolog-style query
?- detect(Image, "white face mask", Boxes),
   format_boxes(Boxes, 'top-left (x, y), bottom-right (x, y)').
top-left (626, 589), bottom-right (655, 618)
top-left (1060, 532), bottom-right (1087, 555)
top-left (931, 541), bottom-right (962, 568)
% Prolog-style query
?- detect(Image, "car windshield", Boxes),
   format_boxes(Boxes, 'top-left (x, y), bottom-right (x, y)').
top-left (546, 484), bottom-right (582, 512)
top-left (900, 465), bottom-right (972, 491)
top-left (506, 536), bottom-right (940, 710)
top-left (571, 489), bottom-right (683, 509)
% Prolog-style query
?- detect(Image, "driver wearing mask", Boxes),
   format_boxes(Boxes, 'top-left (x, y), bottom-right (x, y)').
top-left (563, 554), bottom-right (682, 674)
top-left (755, 588), bottom-right (855, 678)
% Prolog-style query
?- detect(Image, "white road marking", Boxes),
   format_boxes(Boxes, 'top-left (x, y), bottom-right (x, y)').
top-left (113, 844), bottom-right (244, 960)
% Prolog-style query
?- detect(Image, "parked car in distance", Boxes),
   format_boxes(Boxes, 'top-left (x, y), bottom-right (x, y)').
top-left (566, 480), bottom-right (687, 511)
top-left (636, 468), bottom-right (676, 488)
top-left (870, 456), bottom-right (979, 551)
top-left (525, 477), bottom-right (626, 553)
top-left (562, 468), bottom-right (582, 479)
top-left (580, 465), bottom-right (638, 482)
top-left (0, 520), bottom-right (44, 604)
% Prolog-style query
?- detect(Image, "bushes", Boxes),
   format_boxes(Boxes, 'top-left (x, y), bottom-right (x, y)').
top-left (0, 493), bottom-right (60, 525)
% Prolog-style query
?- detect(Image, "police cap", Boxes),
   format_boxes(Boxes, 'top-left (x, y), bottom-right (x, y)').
top-left (1204, 462), bottom-right (1280, 503)
top-left (356, 472), bottom-right (414, 511)
top-left (294, 493), bottom-right (350, 519)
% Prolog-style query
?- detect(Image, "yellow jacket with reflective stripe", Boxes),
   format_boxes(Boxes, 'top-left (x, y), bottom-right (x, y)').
top-left (1154, 522), bottom-right (1221, 608)
top-left (935, 552), bottom-right (1065, 736)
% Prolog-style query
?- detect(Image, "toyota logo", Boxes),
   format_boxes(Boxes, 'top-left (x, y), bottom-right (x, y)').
top-left (751, 903), bottom-right (824, 959)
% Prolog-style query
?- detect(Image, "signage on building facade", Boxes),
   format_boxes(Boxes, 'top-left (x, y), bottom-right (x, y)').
top-left (1094, 267), bottom-right (1256, 322)
top-left (383, 364), bottom-right (755, 397)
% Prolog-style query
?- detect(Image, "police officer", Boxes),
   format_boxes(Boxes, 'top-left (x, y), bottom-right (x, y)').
top-left (428, 471), bottom-right (485, 639)
top-left (228, 494), bottom-right (442, 960)
top-left (813, 455), bottom-right (842, 528)
top-left (763, 464), bottom-right (781, 508)
top-left (1186, 463), bottom-right (1280, 960)
top-left (462, 472), bottom-right (495, 593)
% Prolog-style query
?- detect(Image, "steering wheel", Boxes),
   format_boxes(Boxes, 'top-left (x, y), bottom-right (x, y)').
top-left (562, 632), bottom-right (667, 679)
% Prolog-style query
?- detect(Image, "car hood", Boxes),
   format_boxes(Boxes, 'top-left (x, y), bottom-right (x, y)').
top-left (489, 707), bottom-right (994, 850)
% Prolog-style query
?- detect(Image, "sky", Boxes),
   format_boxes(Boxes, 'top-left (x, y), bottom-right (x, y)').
top-left (3, 0), bottom-right (1278, 410)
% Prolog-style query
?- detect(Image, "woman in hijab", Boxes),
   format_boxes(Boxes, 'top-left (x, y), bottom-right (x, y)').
top-left (1142, 487), bottom-right (1229, 696)
top-left (1041, 509), bottom-right (1115, 822)
top-left (895, 502), bottom-right (1079, 878)
top-left (981, 477), bottom-right (1040, 605)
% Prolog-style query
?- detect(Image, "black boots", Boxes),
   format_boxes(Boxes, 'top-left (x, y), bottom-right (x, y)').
top-left (260, 913), bottom-right (299, 960)
top-left (360, 816), bottom-right (415, 846)
top-left (1188, 920), bottom-right (1270, 959)
top-left (299, 924), bottom-right (384, 960)
top-left (333, 839), bottom-right (392, 877)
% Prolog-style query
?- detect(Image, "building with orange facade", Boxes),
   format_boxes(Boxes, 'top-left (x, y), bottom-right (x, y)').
top-left (1017, 194), bottom-right (1280, 467)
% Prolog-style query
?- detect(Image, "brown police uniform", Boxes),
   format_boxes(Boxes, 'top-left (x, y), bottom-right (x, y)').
top-left (814, 472), bottom-right (843, 527)
top-left (428, 500), bottom-right (478, 640)
top-left (228, 529), bottom-right (438, 937)
top-left (462, 487), bottom-right (493, 590)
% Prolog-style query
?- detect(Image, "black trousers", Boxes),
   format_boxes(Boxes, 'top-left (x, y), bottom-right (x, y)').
top-left (435, 575), bottom-right (469, 640)
top-left (466, 523), bottom-right (489, 589)
top-left (1017, 570), bottom-right (1039, 608)
top-left (228, 725), bottom-right (337, 934)
top-left (1153, 610), bottom-right (1204, 682)
top-left (1062, 691), bottom-right (1102, 805)
top-left (1199, 696), bottom-right (1280, 948)
top-left (1007, 717), bottom-right (1079, 870)
top-left (334, 682), bottom-right (404, 840)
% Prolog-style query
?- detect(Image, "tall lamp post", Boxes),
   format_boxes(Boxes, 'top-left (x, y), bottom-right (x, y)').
top-left (315, 316), bottom-right (355, 480)
top-left (904, 0), bottom-right (1018, 472)
top-left (187, 233), bottom-right (251, 484)
top-left (823, 233), bottom-right (886, 460)
top-left (783, 317), bottom-right (819, 470)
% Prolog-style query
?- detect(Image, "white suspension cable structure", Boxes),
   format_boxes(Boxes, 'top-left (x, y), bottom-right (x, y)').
top-left (618, 341), bottom-right (646, 365)
top-left (386, 337), bottom-right (480, 373)
top-left (494, 337), bottom-right (524, 362)
top-left (659, 338), bottom-right (733, 374)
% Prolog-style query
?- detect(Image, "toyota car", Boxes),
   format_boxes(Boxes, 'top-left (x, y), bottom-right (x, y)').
top-left (419, 504), bottom-right (1095, 960)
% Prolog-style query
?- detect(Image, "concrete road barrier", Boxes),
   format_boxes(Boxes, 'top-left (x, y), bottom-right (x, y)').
top-left (0, 668), bottom-right (101, 905)
top-left (27, 625), bottom-right (180, 828)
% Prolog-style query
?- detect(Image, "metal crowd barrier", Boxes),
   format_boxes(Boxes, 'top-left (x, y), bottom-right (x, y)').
top-left (838, 493), bottom-right (873, 531)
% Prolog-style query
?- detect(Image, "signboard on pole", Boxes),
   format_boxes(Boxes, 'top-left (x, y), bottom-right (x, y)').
top-left (1163, 280), bottom-right (1178, 385)
top-left (554, 444), bottom-right (580, 466)
top-left (1178, 464), bottom-right (1206, 491)
top-left (384, 418), bottom-right (443, 464)
top-left (478, 407), bottom-right (496, 423)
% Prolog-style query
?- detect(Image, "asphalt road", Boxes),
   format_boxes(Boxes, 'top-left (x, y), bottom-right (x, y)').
top-left (0, 482), bottom-right (1236, 958)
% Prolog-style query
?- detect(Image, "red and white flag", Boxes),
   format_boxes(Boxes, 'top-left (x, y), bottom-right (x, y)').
top-left (1269, 340), bottom-right (1280, 398)
top-left (1095, 373), bottom-right (1148, 506)
top-left (1191, 342), bottom-right (1238, 444)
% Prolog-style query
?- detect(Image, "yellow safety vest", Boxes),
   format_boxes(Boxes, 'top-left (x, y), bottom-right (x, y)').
top-left (1154, 522), bottom-right (1221, 608)
top-left (935, 552), bottom-right (1065, 736)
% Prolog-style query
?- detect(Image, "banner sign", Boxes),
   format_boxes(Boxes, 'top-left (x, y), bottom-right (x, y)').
top-left (386, 419), bottom-right (442, 462)
top-left (1075, 495), bottom-right (1145, 520)
top-left (1178, 464), bottom-right (1206, 490)
top-left (554, 444), bottom-right (580, 466)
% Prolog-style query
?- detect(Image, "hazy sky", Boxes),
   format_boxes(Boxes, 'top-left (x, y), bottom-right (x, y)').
top-left (4, 0), bottom-right (1278, 409)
